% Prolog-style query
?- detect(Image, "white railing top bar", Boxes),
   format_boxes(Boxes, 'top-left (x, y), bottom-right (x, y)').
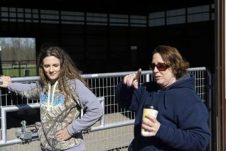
top-left (0, 67), bottom-right (207, 82)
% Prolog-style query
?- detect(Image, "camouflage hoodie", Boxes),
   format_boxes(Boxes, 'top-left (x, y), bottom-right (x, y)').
top-left (39, 80), bottom-right (82, 150)
top-left (8, 79), bottom-right (103, 151)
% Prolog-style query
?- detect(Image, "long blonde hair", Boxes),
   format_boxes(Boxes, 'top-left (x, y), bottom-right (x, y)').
top-left (38, 46), bottom-right (86, 97)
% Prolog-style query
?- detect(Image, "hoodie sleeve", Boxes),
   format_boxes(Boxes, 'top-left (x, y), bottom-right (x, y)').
top-left (156, 98), bottom-right (211, 151)
top-left (116, 82), bottom-right (134, 109)
top-left (8, 82), bottom-right (39, 99)
top-left (67, 79), bottom-right (104, 135)
top-left (116, 81), bottom-right (143, 112)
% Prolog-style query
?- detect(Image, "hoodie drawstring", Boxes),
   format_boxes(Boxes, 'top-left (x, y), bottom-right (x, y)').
top-left (47, 81), bottom-right (58, 111)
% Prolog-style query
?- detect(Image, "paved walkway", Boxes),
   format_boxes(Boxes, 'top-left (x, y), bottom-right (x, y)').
top-left (0, 112), bottom-right (133, 151)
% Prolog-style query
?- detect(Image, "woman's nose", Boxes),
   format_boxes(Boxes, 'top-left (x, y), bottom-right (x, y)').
top-left (49, 66), bottom-right (54, 72)
top-left (153, 66), bottom-right (158, 72)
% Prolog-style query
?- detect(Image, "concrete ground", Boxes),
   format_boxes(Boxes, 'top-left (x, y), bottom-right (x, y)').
top-left (0, 111), bottom-right (133, 151)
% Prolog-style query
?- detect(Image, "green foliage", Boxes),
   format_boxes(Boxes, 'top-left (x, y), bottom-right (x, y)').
top-left (2, 67), bottom-right (37, 77)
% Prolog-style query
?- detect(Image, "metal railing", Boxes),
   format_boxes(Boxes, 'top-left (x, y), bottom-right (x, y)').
top-left (0, 97), bottom-right (105, 146)
top-left (0, 67), bottom-right (212, 151)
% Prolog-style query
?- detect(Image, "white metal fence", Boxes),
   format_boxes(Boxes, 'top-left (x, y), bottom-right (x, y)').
top-left (0, 67), bottom-right (212, 151)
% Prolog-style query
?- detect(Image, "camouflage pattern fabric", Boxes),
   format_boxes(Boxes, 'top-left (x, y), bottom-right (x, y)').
top-left (38, 83), bottom-right (82, 150)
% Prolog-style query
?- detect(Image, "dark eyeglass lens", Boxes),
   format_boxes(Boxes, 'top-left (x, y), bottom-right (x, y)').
top-left (150, 63), bottom-right (169, 71)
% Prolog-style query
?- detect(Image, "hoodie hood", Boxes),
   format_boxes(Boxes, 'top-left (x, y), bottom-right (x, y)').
top-left (162, 73), bottom-right (195, 91)
top-left (152, 73), bottom-right (196, 110)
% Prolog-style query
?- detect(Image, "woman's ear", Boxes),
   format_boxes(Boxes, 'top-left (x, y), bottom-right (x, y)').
top-left (172, 68), bottom-right (178, 78)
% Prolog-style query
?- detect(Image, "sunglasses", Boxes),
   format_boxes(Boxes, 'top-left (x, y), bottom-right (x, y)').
top-left (150, 63), bottom-right (170, 71)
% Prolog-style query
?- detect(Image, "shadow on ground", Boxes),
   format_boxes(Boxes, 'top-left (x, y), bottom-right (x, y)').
top-left (1, 108), bottom-right (40, 128)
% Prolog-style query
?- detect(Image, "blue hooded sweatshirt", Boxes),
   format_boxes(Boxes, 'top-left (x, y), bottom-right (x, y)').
top-left (116, 74), bottom-right (210, 151)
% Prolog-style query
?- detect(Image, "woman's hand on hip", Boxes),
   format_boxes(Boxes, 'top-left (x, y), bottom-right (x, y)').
top-left (55, 127), bottom-right (72, 141)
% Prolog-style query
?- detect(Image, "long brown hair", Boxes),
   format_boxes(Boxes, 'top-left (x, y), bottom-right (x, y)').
top-left (152, 45), bottom-right (189, 79)
top-left (38, 46), bottom-right (86, 96)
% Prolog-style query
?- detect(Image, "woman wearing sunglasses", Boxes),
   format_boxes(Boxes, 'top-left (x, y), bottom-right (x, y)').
top-left (116, 45), bottom-right (210, 151)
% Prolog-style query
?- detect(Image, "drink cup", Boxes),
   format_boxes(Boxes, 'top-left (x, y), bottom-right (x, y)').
top-left (141, 106), bottom-right (158, 137)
